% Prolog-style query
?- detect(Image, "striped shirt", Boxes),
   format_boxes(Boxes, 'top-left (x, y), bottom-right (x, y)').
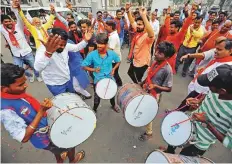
top-left (193, 91), bottom-right (232, 150)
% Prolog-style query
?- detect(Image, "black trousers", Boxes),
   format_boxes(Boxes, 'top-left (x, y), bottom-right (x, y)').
top-left (112, 63), bottom-right (122, 87)
top-left (177, 90), bottom-right (200, 112)
top-left (166, 144), bottom-right (206, 156)
top-left (93, 84), bottom-right (115, 111)
top-left (127, 63), bottom-right (148, 84)
top-left (175, 45), bottom-right (197, 73)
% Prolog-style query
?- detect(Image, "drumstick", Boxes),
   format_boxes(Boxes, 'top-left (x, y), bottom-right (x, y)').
top-left (171, 118), bottom-right (192, 127)
top-left (170, 112), bottom-right (206, 127)
top-left (52, 105), bottom-right (83, 120)
top-left (157, 93), bottom-right (204, 118)
top-left (133, 95), bottom-right (145, 114)
top-left (104, 78), bottom-right (111, 99)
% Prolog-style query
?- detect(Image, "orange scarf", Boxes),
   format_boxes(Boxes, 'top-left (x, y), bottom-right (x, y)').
top-left (1, 92), bottom-right (46, 117)
top-left (128, 32), bottom-right (146, 59)
top-left (97, 21), bottom-right (104, 34)
top-left (193, 56), bottom-right (232, 82)
top-left (145, 60), bottom-right (168, 98)
top-left (114, 18), bottom-right (121, 34)
top-left (4, 24), bottom-right (20, 48)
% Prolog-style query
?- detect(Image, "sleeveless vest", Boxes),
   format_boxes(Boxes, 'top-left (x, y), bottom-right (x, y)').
top-left (1, 98), bottom-right (50, 149)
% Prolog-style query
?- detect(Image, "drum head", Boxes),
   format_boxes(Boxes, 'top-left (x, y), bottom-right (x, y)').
top-left (161, 111), bottom-right (192, 146)
top-left (146, 150), bottom-right (169, 163)
top-left (96, 78), bottom-right (117, 100)
top-left (50, 107), bottom-right (96, 148)
top-left (125, 95), bottom-right (158, 127)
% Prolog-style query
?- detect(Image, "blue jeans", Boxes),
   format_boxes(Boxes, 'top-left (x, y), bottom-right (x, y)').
top-left (46, 80), bottom-right (75, 96)
top-left (13, 52), bottom-right (39, 77)
top-left (119, 37), bottom-right (124, 47)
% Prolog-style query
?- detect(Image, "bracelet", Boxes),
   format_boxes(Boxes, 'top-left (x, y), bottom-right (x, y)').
top-left (29, 125), bottom-right (36, 130)
top-left (46, 51), bottom-right (53, 55)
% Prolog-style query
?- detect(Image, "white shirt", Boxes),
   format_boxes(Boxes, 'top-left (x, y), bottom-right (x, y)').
top-left (35, 41), bottom-right (88, 85)
top-left (0, 8), bottom-right (32, 57)
top-left (150, 19), bottom-right (160, 36)
top-left (1, 108), bottom-right (26, 142)
top-left (108, 30), bottom-right (122, 61)
top-left (188, 49), bottom-right (232, 94)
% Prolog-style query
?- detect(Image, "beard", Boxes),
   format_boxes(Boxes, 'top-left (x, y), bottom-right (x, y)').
top-left (56, 48), bottom-right (64, 53)
top-left (137, 28), bottom-right (144, 33)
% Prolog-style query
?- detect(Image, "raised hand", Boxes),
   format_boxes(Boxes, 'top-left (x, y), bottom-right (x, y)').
top-left (12, 0), bottom-right (20, 9)
top-left (39, 34), bottom-right (61, 54)
top-left (40, 98), bottom-right (53, 111)
top-left (125, 2), bottom-right (131, 12)
top-left (84, 30), bottom-right (93, 41)
top-left (139, 7), bottom-right (147, 17)
top-left (50, 4), bottom-right (55, 14)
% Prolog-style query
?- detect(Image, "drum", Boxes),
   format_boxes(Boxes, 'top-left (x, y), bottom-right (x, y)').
top-left (161, 111), bottom-right (195, 147)
top-left (46, 93), bottom-right (97, 148)
top-left (96, 78), bottom-right (117, 99)
top-left (117, 83), bottom-right (158, 127)
top-left (145, 150), bottom-right (214, 163)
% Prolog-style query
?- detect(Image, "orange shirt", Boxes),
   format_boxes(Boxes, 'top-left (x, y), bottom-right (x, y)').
top-left (165, 16), bottom-right (193, 51)
top-left (133, 32), bottom-right (155, 67)
top-left (205, 20), bottom-right (212, 31)
top-left (201, 30), bottom-right (232, 52)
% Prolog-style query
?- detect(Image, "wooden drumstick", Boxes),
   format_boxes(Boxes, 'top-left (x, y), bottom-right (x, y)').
top-left (171, 118), bottom-right (192, 127)
top-left (52, 105), bottom-right (83, 120)
top-left (133, 95), bottom-right (145, 114)
top-left (104, 78), bottom-right (111, 99)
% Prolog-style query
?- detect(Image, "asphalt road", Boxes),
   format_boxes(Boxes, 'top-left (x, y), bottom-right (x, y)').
top-left (1, 38), bottom-right (232, 163)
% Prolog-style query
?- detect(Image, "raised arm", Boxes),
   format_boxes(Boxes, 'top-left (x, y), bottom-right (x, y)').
top-left (12, 0), bottom-right (33, 32)
top-left (43, 5), bottom-right (55, 30)
top-left (139, 7), bottom-right (154, 38)
top-left (10, 5), bottom-right (24, 30)
top-left (18, 9), bottom-right (34, 32)
top-left (125, 3), bottom-right (136, 29)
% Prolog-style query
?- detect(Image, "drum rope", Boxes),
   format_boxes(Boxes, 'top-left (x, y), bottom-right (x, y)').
top-left (52, 105), bottom-right (83, 120)
top-left (104, 78), bottom-right (111, 99)
top-left (157, 93), bottom-right (203, 118)
top-left (133, 95), bottom-right (145, 114)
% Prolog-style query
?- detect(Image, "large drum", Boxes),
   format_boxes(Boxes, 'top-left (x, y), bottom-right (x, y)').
top-left (46, 93), bottom-right (97, 148)
top-left (96, 78), bottom-right (117, 99)
top-left (145, 150), bottom-right (214, 163)
top-left (117, 83), bottom-right (158, 127)
top-left (161, 111), bottom-right (196, 147)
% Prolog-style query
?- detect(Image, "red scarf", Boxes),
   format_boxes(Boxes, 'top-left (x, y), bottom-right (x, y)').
top-left (145, 60), bottom-right (168, 98)
top-left (1, 92), bottom-right (46, 117)
top-left (192, 56), bottom-right (232, 82)
top-left (167, 53), bottom-right (177, 74)
top-left (4, 24), bottom-right (20, 48)
top-left (114, 18), bottom-right (121, 34)
top-left (128, 32), bottom-right (146, 59)
top-left (97, 21), bottom-right (105, 34)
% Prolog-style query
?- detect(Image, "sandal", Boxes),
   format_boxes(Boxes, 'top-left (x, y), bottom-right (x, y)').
top-left (138, 133), bottom-right (152, 141)
top-left (60, 151), bottom-right (68, 160)
top-left (70, 150), bottom-right (85, 163)
top-left (112, 106), bottom-right (120, 113)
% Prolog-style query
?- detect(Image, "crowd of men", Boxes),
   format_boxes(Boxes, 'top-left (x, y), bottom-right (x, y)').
top-left (1, 0), bottom-right (232, 163)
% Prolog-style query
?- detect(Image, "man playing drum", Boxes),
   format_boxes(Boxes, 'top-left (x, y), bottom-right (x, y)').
top-left (82, 33), bottom-right (121, 113)
top-left (163, 64), bottom-right (232, 156)
top-left (139, 41), bottom-right (175, 141)
top-left (0, 63), bottom-right (85, 163)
